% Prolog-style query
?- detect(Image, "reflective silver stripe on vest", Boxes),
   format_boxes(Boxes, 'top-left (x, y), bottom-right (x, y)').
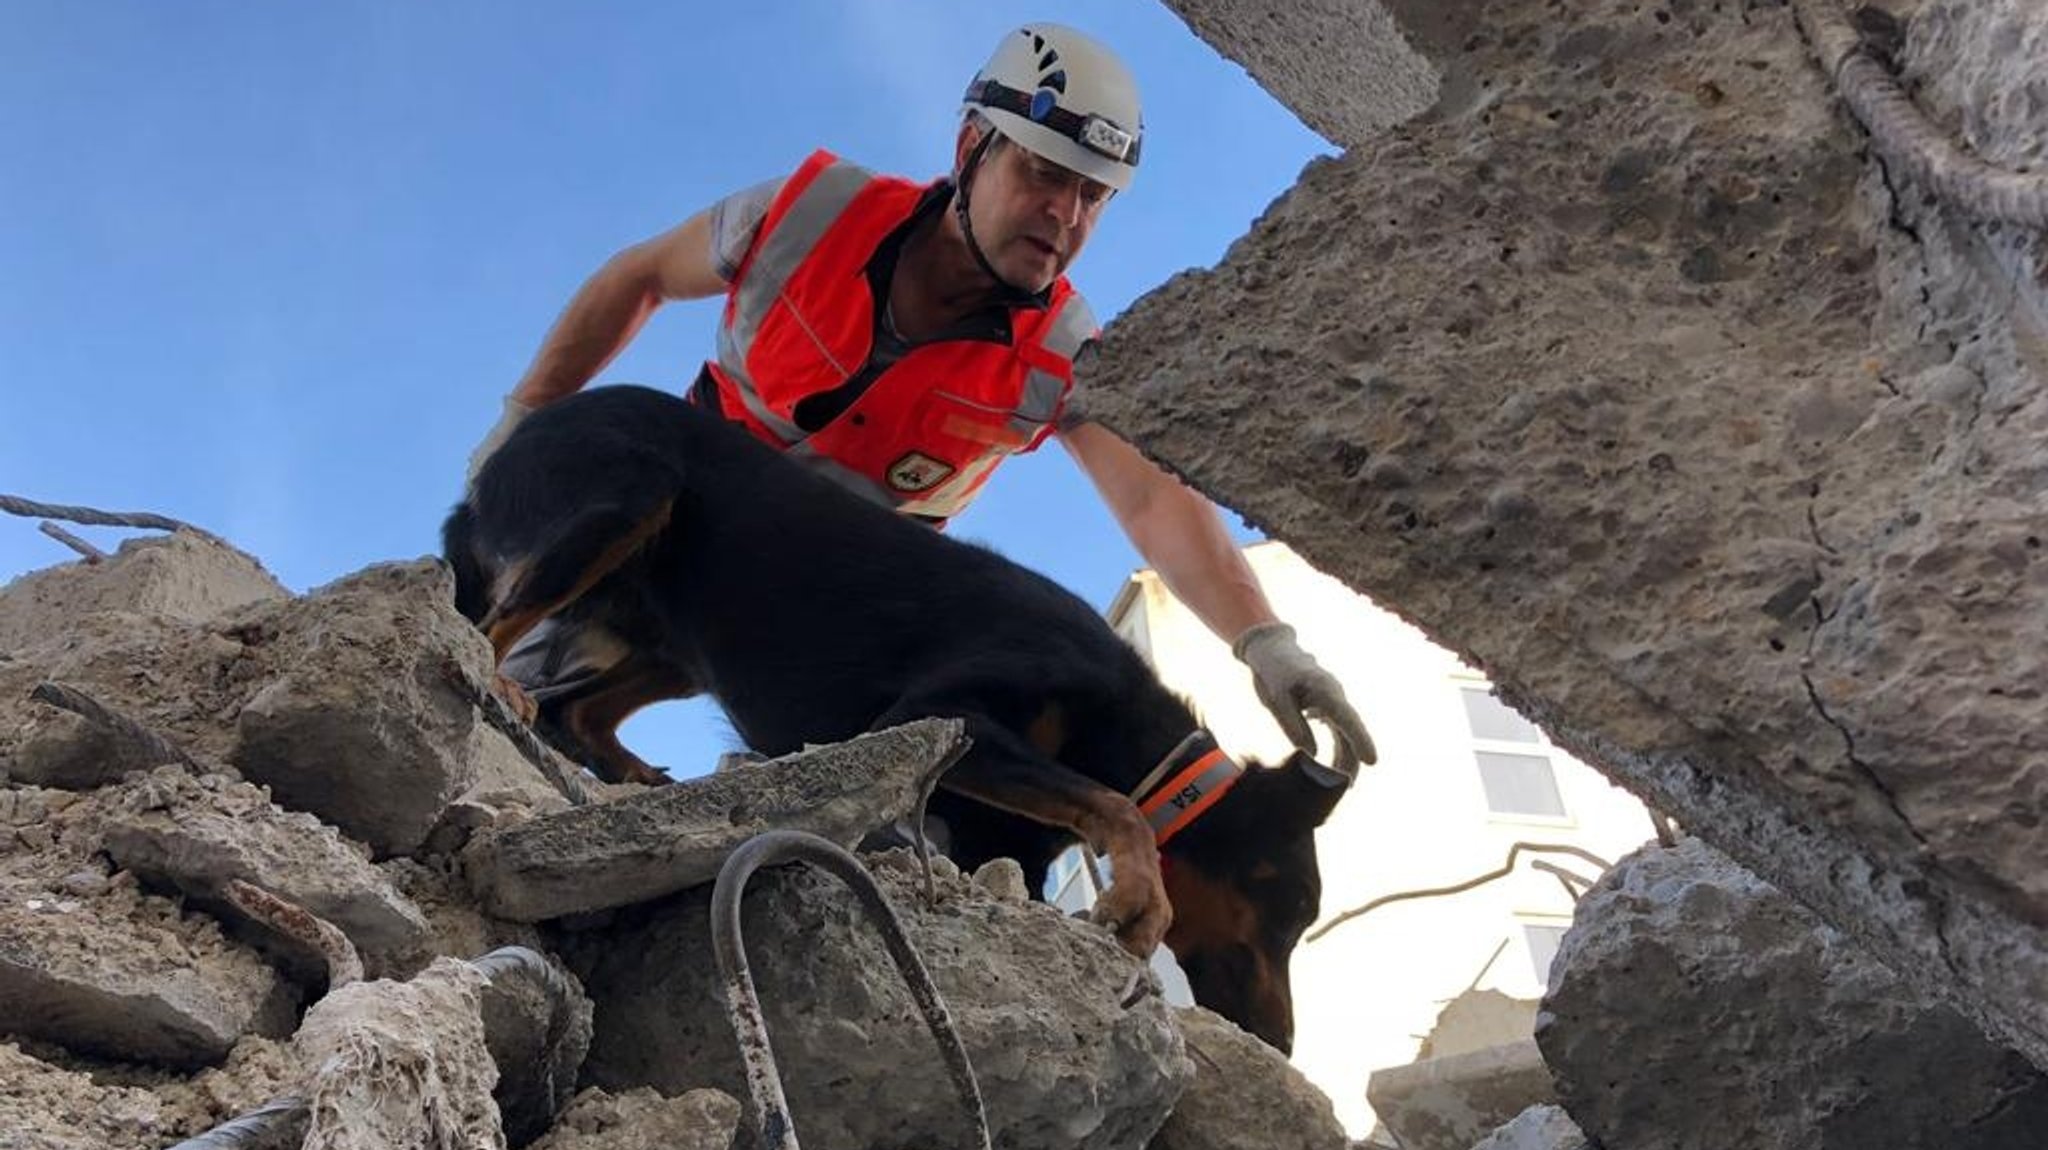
top-left (1010, 292), bottom-right (1097, 439)
top-left (787, 442), bottom-right (901, 510)
top-left (717, 158), bottom-right (877, 443)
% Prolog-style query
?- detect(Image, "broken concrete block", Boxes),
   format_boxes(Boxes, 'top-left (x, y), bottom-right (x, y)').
top-left (1108, 0), bottom-right (2048, 1070)
top-left (0, 872), bottom-right (298, 1068)
top-left (475, 948), bottom-right (594, 1147)
top-left (1413, 989), bottom-right (1538, 1062)
top-left (1538, 839), bottom-right (2048, 1150)
top-left (376, 857), bottom-right (549, 981)
top-left (564, 847), bottom-right (1189, 1150)
top-left (0, 530), bottom-right (288, 653)
top-left (527, 1088), bottom-right (741, 1150)
top-left (234, 560), bottom-right (489, 857)
top-left (464, 719), bottom-right (966, 921)
top-left (98, 766), bottom-right (430, 955)
top-left (0, 611), bottom-right (254, 774)
top-left (1151, 1005), bottom-right (1348, 1150)
top-left (1470, 1105), bottom-right (1590, 1150)
top-left (1365, 1042), bottom-right (1554, 1150)
top-left (294, 956), bottom-right (503, 1150)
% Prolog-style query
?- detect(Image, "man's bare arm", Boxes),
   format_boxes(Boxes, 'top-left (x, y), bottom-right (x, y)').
top-left (511, 210), bottom-right (729, 407)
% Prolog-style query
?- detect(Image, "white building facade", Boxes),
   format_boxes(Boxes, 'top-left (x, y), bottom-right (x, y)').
top-left (1060, 541), bottom-right (1656, 1136)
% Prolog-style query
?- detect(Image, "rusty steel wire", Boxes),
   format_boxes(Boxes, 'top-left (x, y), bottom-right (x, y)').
top-left (711, 829), bottom-right (990, 1150)
top-left (1308, 842), bottom-right (1615, 944)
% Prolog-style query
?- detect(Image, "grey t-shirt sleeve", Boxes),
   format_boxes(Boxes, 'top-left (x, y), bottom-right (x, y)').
top-left (1056, 337), bottom-right (1100, 431)
top-left (708, 176), bottom-right (786, 282)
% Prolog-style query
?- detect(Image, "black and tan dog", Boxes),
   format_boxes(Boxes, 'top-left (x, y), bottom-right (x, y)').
top-left (443, 384), bottom-right (1354, 1051)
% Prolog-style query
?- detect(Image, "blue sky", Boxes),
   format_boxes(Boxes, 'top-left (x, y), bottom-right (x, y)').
top-left (0, 2), bottom-right (1332, 776)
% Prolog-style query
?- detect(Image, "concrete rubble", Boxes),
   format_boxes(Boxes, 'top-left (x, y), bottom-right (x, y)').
top-left (0, 530), bottom-right (1345, 1146)
top-left (1365, 1041), bottom-right (1552, 1150)
top-left (526, 1087), bottom-right (741, 1150)
top-left (1468, 1105), bottom-right (1590, 1150)
top-left (1150, 1005), bottom-right (1349, 1150)
top-left (1540, 837), bottom-right (2048, 1149)
top-left (563, 847), bottom-right (1193, 1149)
top-left (1111, 0), bottom-right (2048, 1075)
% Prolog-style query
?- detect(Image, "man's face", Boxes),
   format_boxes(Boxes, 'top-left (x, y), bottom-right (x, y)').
top-left (960, 129), bottom-right (1113, 292)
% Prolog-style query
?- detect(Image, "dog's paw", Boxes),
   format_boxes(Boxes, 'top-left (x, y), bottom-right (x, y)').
top-left (491, 673), bottom-right (539, 724)
top-left (1091, 874), bottom-right (1173, 959)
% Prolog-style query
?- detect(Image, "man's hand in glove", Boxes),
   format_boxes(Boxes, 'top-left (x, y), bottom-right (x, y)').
top-left (1233, 621), bottom-right (1376, 779)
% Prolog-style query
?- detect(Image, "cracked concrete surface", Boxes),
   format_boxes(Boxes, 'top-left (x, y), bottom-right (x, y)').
top-left (1106, 0), bottom-right (2048, 1066)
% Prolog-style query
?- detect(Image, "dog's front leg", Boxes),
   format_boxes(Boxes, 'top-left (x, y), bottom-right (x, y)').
top-left (1074, 800), bottom-right (1173, 958)
top-left (911, 714), bottom-right (1173, 958)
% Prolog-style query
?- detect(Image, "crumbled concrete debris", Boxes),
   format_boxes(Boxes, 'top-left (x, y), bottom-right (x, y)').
top-left (0, 783), bottom-right (299, 1069)
top-left (99, 765), bottom-right (430, 955)
top-left (1365, 1041), bottom-right (1554, 1150)
top-left (429, 722), bottom-right (576, 856)
top-left (464, 719), bottom-right (965, 921)
top-left (971, 856), bottom-right (1030, 903)
top-left (0, 876), bottom-right (299, 1069)
top-left (478, 949), bottom-right (594, 1147)
top-left (293, 956), bottom-right (503, 1150)
top-left (1470, 1105), bottom-right (1591, 1150)
top-left (0, 530), bottom-right (288, 653)
top-left (234, 559), bottom-right (492, 857)
top-left (0, 611), bottom-right (257, 774)
top-left (526, 1087), bottom-right (741, 1150)
top-left (0, 1040), bottom-right (177, 1149)
top-left (1539, 839), bottom-right (2048, 1149)
top-left (377, 856), bottom-right (548, 980)
top-left (563, 847), bottom-right (1190, 1150)
top-left (0, 1035), bottom-right (302, 1150)
top-left (1151, 1005), bottom-right (1348, 1150)
top-left (1117, 0), bottom-right (2048, 1069)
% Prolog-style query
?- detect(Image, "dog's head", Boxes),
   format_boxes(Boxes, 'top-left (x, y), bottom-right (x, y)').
top-left (1159, 751), bottom-right (1349, 1053)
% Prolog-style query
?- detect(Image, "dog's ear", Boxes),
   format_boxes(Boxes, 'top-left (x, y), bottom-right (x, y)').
top-left (1284, 751), bottom-right (1351, 826)
top-left (1294, 752), bottom-right (1353, 790)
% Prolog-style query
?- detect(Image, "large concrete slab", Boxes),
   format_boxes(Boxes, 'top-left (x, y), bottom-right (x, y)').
top-left (463, 719), bottom-right (965, 921)
top-left (1110, 0), bottom-right (2048, 1066)
top-left (1365, 1041), bottom-right (1553, 1150)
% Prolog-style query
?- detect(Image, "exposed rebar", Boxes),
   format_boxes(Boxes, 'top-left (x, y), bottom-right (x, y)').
top-left (37, 520), bottom-right (107, 562)
top-left (164, 1094), bottom-right (309, 1150)
top-left (223, 879), bottom-right (362, 989)
top-left (30, 680), bottom-right (203, 772)
top-left (0, 493), bottom-right (205, 536)
top-left (711, 829), bottom-right (990, 1150)
top-left (437, 658), bottom-right (592, 806)
top-left (1793, 0), bottom-right (2048, 229)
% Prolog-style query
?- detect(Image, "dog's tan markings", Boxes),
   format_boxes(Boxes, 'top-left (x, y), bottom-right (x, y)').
top-left (1025, 701), bottom-right (1066, 757)
top-left (1162, 858), bottom-right (1295, 1051)
top-left (561, 657), bottom-right (699, 786)
top-left (481, 499), bottom-right (676, 666)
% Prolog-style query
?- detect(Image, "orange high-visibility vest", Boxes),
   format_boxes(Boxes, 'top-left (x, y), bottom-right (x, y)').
top-left (707, 148), bottom-right (1097, 521)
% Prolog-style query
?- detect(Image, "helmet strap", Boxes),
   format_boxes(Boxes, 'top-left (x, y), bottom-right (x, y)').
top-left (951, 129), bottom-right (1040, 303)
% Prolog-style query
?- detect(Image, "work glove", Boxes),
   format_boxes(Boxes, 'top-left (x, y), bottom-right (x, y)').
top-left (1233, 621), bottom-right (1377, 781)
top-left (466, 394), bottom-right (535, 487)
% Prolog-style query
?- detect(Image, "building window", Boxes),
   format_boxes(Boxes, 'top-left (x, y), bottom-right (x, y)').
top-left (1524, 922), bottom-right (1570, 983)
top-left (1461, 686), bottom-right (1543, 743)
top-left (1475, 751), bottom-right (1567, 817)
top-left (1461, 685), bottom-right (1568, 818)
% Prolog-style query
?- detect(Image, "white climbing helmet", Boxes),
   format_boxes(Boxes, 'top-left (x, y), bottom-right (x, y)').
top-left (961, 23), bottom-right (1143, 191)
